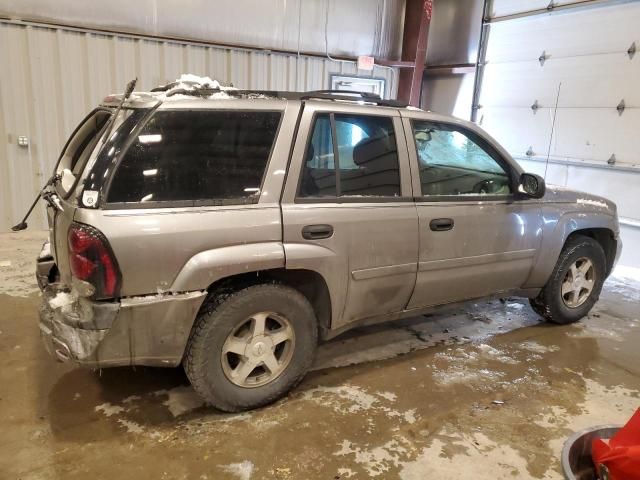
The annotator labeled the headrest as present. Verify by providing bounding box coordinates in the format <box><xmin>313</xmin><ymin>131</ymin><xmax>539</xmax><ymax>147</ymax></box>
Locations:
<box><xmin>352</xmin><ymin>136</ymin><xmax>393</xmax><ymax>167</ymax></box>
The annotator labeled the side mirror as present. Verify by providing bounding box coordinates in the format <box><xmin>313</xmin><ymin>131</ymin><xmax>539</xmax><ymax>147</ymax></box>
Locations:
<box><xmin>519</xmin><ymin>173</ymin><xmax>545</xmax><ymax>199</ymax></box>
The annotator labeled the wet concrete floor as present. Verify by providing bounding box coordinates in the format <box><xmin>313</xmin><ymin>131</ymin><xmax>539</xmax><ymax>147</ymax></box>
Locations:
<box><xmin>1</xmin><ymin>232</ymin><xmax>639</xmax><ymax>479</ymax></box>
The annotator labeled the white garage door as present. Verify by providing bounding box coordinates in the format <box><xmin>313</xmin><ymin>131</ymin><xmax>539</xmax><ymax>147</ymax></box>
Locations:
<box><xmin>478</xmin><ymin>0</ymin><xmax>640</xmax><ymax>267</ymax></box>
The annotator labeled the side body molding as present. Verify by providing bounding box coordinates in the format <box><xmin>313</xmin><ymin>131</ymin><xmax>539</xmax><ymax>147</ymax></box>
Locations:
<box><xmin>170</xmin><ymin>242</ymin><xmax>286</xmax><ymax>292</ymax></box>
<box><xmin>524</xmin><ymin>207</ymin><xmax>619</xmax><ymax>288</ymax></box>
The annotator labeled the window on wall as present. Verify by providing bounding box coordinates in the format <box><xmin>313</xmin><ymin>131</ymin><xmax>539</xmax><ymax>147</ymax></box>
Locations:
<box><xmin>412</xmin><ymin>120</ymin><xmax>512</xmax><ymax>197</ymax></box>
<box><xmin>298</xmin><ymin>113</ymin><xmax>401</xmax><ymax>199</ymax></box>
<box><xmin>107</xmin><ymin>110</ymin><xmax>281</xmax><ymax>205</ymax></box>
<box><xmin>330</xmin><ymin>75</ymin><xmax>386</xmax><ymax>98</ymax></box>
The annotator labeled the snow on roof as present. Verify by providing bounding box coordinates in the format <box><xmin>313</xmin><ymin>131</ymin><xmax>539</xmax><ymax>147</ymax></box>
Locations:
<box><xmin>105</xmin><ymin>74</ymin><xmax>240</xmax><ymax>105</ymax></box>
<box><xmin>156</xmin><ymin>73</ymin><xmax>238</xmax><ymax>100</ymax></box>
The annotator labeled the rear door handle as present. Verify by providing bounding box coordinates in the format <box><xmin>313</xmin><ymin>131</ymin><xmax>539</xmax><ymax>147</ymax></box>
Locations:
<box><xmin>302</xmin><ymin>224</ymin><xmax>334</xmax><ymax>240</ymax></box>
<box><xmin>429</xmin><ymin>218</ymin><xmax>454</xmax><ymax>232</ymax></box>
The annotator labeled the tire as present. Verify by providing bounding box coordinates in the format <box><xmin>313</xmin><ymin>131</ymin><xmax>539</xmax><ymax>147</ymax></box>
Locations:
<box><xmin>530</xmin><ymin>235</ymin><xmax>606</xmax><ymax>325</ymax></box>
<box><xmin>183</xmin><ymin>283</ymin><xmax>318</xmax><ymax>412</ymax></box>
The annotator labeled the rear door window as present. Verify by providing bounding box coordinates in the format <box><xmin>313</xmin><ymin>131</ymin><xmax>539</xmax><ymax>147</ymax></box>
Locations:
<box><xmin>298</xmin><ymin>113</ymin><xmax>401</xmax><ymax>199</ymax></box>
<box><xmin>107</xmin><ymin>110</ymin><xmax>281</xmax><ymax>205</ymax></box>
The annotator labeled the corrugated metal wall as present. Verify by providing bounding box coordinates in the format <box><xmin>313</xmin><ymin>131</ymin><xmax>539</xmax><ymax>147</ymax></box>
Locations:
<box><xmin>478</xmin><ymin>0</ymin><xmax>640</xmax><ymax>267</ymax></box>
<box><xmin>0</xmin><ymin>20</ymin><xmax>398</xmax><ymax>231</ymax></box>
<box><xmin>0</xmin><ymin>0</ymin><xmax>404</xmax><ymax>59</ymax></box>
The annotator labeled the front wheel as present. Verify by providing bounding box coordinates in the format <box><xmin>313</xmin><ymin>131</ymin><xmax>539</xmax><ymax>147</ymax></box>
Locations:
<box><xmin>530</xmin><ymin>235</ymin><xmax>606</xmax><ymax>325</ymax></box>
<box><xmin>183</xmin><ymin>283</ymin><xmax>318</xmax><ymax>412</ymax></box>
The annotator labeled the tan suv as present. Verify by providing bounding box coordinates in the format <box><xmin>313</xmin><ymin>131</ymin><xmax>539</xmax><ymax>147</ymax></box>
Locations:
<box><xmin>31</xmin><ymin>80</ymin><xmax>621</xmax><ymax>411</ymax></box>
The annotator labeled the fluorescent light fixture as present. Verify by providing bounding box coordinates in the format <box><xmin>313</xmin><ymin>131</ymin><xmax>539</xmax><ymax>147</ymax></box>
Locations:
<box><xmin>138</xmin><ymin>134</ymin><xmax>162</xmax><ymax>144</ymax></box>
<box><xmin>143</xmin><ymin>169</ymin><xmax>158</xmax><ymax>176</ymax></box>
<box><xmin>244</xmin><ymin>188</ymin><xmax>260</xmax><ymax>194</ymax></box>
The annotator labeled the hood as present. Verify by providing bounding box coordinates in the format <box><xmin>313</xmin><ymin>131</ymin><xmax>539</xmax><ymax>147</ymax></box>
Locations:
<box><xmin>543</xmin><ymin>185</ymin><xmax>617</xmax><ymax>215</ymax></box>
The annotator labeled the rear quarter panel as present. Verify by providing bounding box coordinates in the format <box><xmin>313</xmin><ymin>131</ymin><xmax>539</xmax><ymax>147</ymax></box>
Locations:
<box><xmin>72</xmin><ymin>100</ymin><xmax>301</xmax><ymax>296</ymax></box>
<box><xmin>75</xmin><ymin>205</ymin><xmax>284</xmax><ymax>296</ymax></box>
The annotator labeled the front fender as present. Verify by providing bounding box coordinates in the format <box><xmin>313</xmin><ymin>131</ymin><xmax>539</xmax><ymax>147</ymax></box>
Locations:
<box><xmin>524</xmin><ymin>208</ymin><xmax>619</xmax><ymax>288</ymax></box>
<box><xmin>169</xmin><ymin>242</ymin><xmax>285</xmax><ymax>292</ymax></box>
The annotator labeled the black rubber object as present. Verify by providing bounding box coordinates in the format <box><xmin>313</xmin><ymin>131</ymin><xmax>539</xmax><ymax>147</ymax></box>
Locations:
<box><xmin>530</xmin><ymin>235</ymin><xmax>606</xmax><ymax>325</ymax></box>
<box><xmin>183</xmin><ymin>283</ymin><xmax>318</xmax><ymax>412</ymax></box>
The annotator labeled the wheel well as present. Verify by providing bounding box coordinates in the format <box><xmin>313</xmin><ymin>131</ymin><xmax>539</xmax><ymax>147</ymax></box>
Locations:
<box><xmin>206</xmin><ymin>269</ymin><xmax>332</xmax><ymax>336</ymax></box>
<box><xmin>566</xmin><ymin>228</ymin><xmax>617</xmax><ymax>275</ymax></box>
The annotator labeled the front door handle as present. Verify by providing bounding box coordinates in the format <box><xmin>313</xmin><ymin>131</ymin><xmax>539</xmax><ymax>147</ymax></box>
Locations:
<box><xmin>302</xmin><ymin>224</ymin><xmax>334</xmax><ymax>240</ymax></box>
<box><xmin>429</xmin><ymin>218</ymin><xmax>454</xmax><ymax>232</ymax></box>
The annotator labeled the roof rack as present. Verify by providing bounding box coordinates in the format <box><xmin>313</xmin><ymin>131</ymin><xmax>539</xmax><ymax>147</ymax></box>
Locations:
<box><xmin>152</xmin><ymin>83</ymin><xmax>407</xmax><ymax>108</ymax></box>
<box><xmin>298</xmin><ymin>90</ymin><xmax>407</xmax><ymax>108</ymax></box>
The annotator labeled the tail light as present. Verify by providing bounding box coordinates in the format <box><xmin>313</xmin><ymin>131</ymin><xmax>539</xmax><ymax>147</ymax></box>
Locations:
<box><xmin>68</xmin><ymin>223</ymin><xmax>121</xmax><ymax>298</ymax></box>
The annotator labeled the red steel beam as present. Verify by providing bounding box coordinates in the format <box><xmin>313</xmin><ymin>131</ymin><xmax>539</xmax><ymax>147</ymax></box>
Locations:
<box><xmin>397</xmin><ymin>0</ymin><xmax>433</xmax><ymax>106</ymax></box>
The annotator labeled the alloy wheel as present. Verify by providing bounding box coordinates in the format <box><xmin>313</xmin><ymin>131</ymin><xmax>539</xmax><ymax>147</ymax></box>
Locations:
<box><xmin>221</xmin><ymin>312</ymin><xmax>295</xmax><ymax>388</ymax></box>
<box><xmin>561</xmin><ymin>257</ymin><xmax>596</xmax><ymax>308</ymax></box>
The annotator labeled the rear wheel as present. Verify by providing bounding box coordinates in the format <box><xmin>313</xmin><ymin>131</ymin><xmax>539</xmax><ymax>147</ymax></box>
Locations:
<box><xmin>183</xmin><ymin>283</ymin><xmax>317</xmax><ymax>412</ymax></box>
<box><xmin>530</xmin><ymin>236</ymin><xmax>606</xmax><ymax>325</ymax></box>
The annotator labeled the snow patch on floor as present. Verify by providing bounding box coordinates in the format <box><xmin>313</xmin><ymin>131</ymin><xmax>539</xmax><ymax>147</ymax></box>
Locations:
<box><xmin>398</xmin><ymin>432</ymin><xmax>532</xmax><ymax>480</ymax></box>
<box><xmin>117</xmin><ymin>419</ymin><xmax>144</xmax><ymax>434</ymax></box>
<box><xmin>476</xmin><ymin>343</ymin><xmax>520</xmax><ymax>364</ymax></box>
<box><xmin>301</xmin><ymin>385</ymin><xmax>418</xmax><ymax>424</ymax></box>
<box><xmin>519</xmin><ymin>341</ymin><xmax>559</xmax><ymax>354</ymax></box>
<box><xmin>376</xmin><ymin>391</ymin><xmax>397</xmax><ymax>402</ymax></box>
<box><xmin>337</xmin><ymin>467</ymin><xmax>356</xmax><ymax>478</ymax></box>
<box><xmin>432</xmin><ymin>348</ymin><xmax>507</xmax><ymax>386</ymax></box>
<box><xmin>220</xmin><ymin>460</ymin><xmax>254</xmax><ymax>480</ymax></box>
<box><xmin>95</xmin><ymin>403</ymin><xmax>125</xmax><ymax>417</ymax></box>
<box><xmin>335</xmin><ymin>437</ymin><xmax>415</xmax><ymax>478</ymax></box>
<box><xmin>302</xmin><ymin>385</ymin><xmax>378</xmax><ymax>413</ymax></box>
<box><xmin>403</xmin><ymin>409</ymin><xmax>417</xmax><ymax>424</ymax></box>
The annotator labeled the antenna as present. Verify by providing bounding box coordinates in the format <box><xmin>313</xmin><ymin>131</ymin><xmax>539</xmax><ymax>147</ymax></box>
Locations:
<box><xmin>544</xmin><ymin>82</ymin><xmax>562</xmax><ymax>180</ymax></box>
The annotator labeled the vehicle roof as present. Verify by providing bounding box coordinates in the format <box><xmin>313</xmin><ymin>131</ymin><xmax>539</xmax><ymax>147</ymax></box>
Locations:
<box><xmin>100</xmin><ymin>86</ymin><xmax>409</xmax><ymax>111</ymax></box>
<box><xmin>99</xmin><ymin>87</ymin><xmax>484</xmax><ymax>136</ymax></box>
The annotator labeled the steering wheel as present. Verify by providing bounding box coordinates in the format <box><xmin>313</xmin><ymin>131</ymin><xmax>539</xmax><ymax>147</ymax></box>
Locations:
<box><xmin>472</xmin><ymin>178</ymin><xmax>506</xmax><ymax>195</ymax></box>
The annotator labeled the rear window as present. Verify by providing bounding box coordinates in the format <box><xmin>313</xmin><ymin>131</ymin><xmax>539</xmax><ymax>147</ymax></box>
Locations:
<box><xmin>106</xmin><ymin>110</ymin><xmax>281</xmax><ymax>205</ymax></box>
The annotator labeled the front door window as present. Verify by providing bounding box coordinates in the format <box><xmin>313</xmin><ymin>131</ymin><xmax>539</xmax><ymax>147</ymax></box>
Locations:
<box><xmin>412</xmin><ymin>121</ymin><xmax>512</xmax><ymax>197</ymax></box>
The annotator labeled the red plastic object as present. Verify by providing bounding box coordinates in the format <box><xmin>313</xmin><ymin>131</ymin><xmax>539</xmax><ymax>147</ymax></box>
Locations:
<box><xmin>592</xmin><ymin>408</ymin><xmax>640</xmax><ymax>479</ymax></box>
<box><xmin>68</xmin><ymin>223</ymin><xmax>120</xmax><ymax>298</ymax></box>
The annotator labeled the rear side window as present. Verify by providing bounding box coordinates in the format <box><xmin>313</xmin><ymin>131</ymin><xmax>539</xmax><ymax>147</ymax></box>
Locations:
<box><xmin>298</xmin><ymin>113</ymin><xmax>401</xmax><ymax>199</ymax></box>
<box><xmin>107</xmin><ymin>110</ymin><xmax>281</xmax><ymax>205</ymax></box>
<box><xmin>55</xmin><ymin>109</ymin><xmax>112</xmax><ymax>197</ymax></box>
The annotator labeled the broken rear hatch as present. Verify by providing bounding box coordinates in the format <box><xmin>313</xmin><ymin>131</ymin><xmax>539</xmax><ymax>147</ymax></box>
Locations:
<box><xmin>41</xmin><ymin>106</ymin><xmax>145</xmax><ymax>292</ymax></box>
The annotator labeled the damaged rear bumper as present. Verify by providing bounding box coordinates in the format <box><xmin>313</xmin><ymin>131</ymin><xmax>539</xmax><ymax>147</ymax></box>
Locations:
<box><xmin>39</xmin><ymin>285</ymin><xmax>206</xmax><ymax>368</ymax></box>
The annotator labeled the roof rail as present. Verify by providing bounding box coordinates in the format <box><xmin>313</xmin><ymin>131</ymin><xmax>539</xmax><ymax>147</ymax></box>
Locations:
<box><xmin>153</xmin><ymin>83</ymin><xmax>407</xmax><ymax>108</ymax></box>
<box><xmin>298</xmin><ymin>90</ymin><xmax>407</xmax><ymax>108</ymax></box>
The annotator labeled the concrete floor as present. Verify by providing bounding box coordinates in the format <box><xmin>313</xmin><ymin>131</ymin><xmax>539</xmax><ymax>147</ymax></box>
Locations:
<box><xmin>1</xmin><ymin>231</ymin><xmax>639</xmax><ymax>480</ymax></box>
